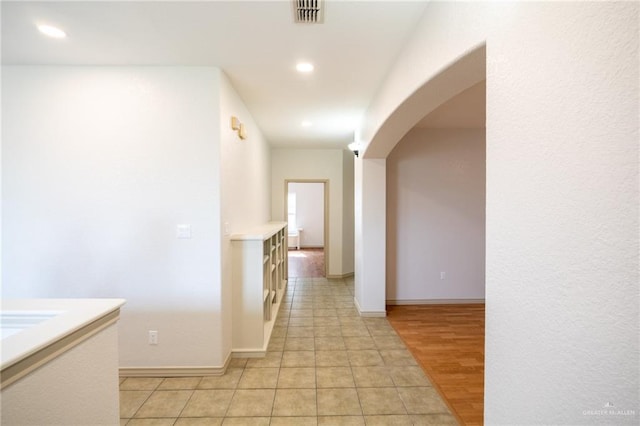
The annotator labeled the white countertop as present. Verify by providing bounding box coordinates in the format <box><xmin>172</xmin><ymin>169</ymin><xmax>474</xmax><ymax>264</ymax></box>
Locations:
<box><xmin>231</xmin><ymin>222</ymin><xmax>288</xmax><ymax>241</ymax></box>
<box><xmin>1</xmin><ymin>298</ymin><xmax>126</xmax><ymax>371</ymax></box>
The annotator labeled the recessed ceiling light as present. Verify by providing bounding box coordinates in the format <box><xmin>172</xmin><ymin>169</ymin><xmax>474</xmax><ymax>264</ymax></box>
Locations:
<box><xmin>301</xmin><ymin>120</ymin><xmax>313</xmax><ymax>127</ymax></box>
<box><xmin>296</xmin><ymin>62</ymin><xmax>314</xmax><ymax>73</ymax></box>
<box><xmin>37</xmin><ymin>24</ymin><xmax>66</xmax><ymax>39</ymax></box>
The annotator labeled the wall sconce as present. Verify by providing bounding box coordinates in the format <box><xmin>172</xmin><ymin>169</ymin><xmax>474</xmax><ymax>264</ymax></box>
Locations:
<box><xmin>348</xmin><ymin>141</ymin><xmax>361</xmax><ymax>158</ymax></box>
<box><xmin>230</xmin><ymin>116</ymin><xmax>240</xmax><ymax>131</ymax></box>
<box><xmin>230</xmin><ymin>116</ymin><xmax>247</xmax><ymax>140</ymax></box>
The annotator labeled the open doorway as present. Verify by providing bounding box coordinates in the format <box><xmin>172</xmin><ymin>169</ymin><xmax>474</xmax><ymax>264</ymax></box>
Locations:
<box><xmin>285</xmin><ymin>180</ymin><xmax>329</xmax><ymax>278</ymax></box>
<box><xmin>385</xmin><ymin>79</ymin><xmax>486</xmax><ymax>425</ymax></box>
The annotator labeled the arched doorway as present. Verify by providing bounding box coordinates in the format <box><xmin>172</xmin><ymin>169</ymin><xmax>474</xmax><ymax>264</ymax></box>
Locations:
<box><xmin>354</xmin><ymin>44</ymin><xmax>486</xmax><ymax>315</ymax></box>
<box><xmin>353</xmin><ymin>45</ymin><xmax>487</xmax><ymax>424</ymax></box>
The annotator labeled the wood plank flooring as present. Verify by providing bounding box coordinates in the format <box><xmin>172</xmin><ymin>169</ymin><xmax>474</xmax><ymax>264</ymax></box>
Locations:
<box><xmin>386</xmin><ymin>304</ymin><xmax>485</xmax><ymax>426</ymax></box>
<box><xmin>288</xmin><ymin>248</ymin><xmax>325</xmax><ymax>277</ymax></box>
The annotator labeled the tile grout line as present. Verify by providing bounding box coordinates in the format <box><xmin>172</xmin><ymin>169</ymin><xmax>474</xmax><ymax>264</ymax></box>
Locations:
<box><xmin>170</xmin><ymin>377</ymin><xmax>199</xmax><ymax>423</ymax></box>
<box><xmin>125</xmin><ymin>379</ymin><xmax>161</xmax><ymax>421</ymax></box>
<box><xmin>121</xmin><ymin>275</ymin><xmax>454</xmax><ymax>425</ymax></box>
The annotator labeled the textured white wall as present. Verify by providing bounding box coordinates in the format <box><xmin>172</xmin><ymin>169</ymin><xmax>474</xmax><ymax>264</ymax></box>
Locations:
<box><xmin>289</xmin><ymin>182</ymin><xmax>324</xmax><ymax>247</ymax></box>
<box><xmin>387</xmin><ymin>128</ymin><xmax>485</xmax><ymax>302</ymax></box>
<box><xmin>1</xmin><ymin>66</ymin><xmax>249</xmax><ymax>369</ymax></box>
<box><xmin>485</xmin><ymin>3</ymin><xmax>639</xmax><ymax>422</ymax></box>
<box><xmin>271</xmin><ymin>149</ymin><xmax>352</xmax><ymax>277</ymax></box>
<box><xmin>358</xmin><ymin>1</ymin><xmax>639</xmax><ymax>424</ymax></box>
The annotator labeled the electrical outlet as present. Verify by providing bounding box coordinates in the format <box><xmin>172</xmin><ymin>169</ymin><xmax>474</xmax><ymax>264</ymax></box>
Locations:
<box><xmin>148</xmin><ymin>330</ymin><xmax>158</xmax><ymax>345</ymax></box>
<box><xmin>440</xmin><ymin>271</ymin><xmax>446</xmax><ymax>280</ymax></box>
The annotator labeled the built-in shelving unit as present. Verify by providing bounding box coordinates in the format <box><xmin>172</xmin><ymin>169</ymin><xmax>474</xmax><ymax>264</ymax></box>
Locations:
<box><xmin>231</xmin><ymin>222</ymin><xmax>288</xmax><ymax>355</ymax></box>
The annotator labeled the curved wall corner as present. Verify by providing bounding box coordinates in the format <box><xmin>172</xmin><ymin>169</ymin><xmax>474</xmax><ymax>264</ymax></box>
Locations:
<box><xmin>355</xmin><ymin>2</ymin><xmax>638</xmax><ymax>424</ymax></box>
<box><xmin>364</xmin><ymin>44</ymin><xmax>486</xmax><ymax>159</ymax></box>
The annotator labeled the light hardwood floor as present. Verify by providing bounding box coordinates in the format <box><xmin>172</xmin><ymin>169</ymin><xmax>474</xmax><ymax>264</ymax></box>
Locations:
<box><xmin>386</xmin><ymin>304</ymin><xmax>485</xmax><ymax>426</ymax></box>
<box><xmin>288</xmin><ymin>248</ymin><xmax>325</xmax><ymax>278</ymax></box>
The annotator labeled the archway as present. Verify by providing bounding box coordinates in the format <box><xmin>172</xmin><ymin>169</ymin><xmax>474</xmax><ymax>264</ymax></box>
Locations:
<box><xmin>354</xmin><ymin>44</ymin><xmax>487</xmax><ymax>316</ymax></box>
<box><xmin>364</xmin><ymin>44</ymin><xmax>486</xmax><ymax>159</ymax></box>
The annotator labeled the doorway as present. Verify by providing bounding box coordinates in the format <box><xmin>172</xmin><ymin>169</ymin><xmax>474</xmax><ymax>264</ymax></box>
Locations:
<box><xmin>384</xmin><ymin>80</ymin><xmax>486</xmax><ymax>425</ymax></box>
<box><xmin>285</xmin><ymin>180</ymin><xmax>329</xmax><ymax>278</ymax></box>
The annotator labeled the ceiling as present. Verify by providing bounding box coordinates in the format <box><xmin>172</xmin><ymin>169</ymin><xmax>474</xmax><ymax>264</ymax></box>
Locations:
<box><xmin>1</xmin><ymin>0</ymin><xmax>429</xmax><ymax>149</ymax></box>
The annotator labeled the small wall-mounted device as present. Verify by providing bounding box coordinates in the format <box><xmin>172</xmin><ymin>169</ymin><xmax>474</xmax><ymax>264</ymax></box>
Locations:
<box><xmin>238</xmin><ymin>123</ymin><xmax>247</xmax><ymax>140</ymax></box>
<box><xmin>348</xmin><ymin>141</ymin><xmax>361</xmax><ymax>158</ymax></box>
<box><xmin>231</xmin><ymin>116</ymin><xmax>247</xmax><ymax>140</ymax></box>
<box><xmin>230</xmin><ymin>116</ymin><xmax>241</xmax><ymax>131</ymax></box>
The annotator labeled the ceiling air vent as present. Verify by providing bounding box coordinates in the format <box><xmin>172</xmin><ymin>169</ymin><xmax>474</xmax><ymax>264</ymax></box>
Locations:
<box><xmin>293</xmin><ymin>0</ymin><xmax>323</xmax><ymax>24</ymax></box>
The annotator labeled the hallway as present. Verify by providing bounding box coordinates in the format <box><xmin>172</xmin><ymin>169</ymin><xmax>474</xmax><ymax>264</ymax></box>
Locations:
<box><xmin>119</xmin><ymin>277</ymin><xmax>457</xmax><ymax>425</ymax></box>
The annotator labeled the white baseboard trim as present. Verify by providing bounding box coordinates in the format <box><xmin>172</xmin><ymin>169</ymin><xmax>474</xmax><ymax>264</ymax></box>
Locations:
<box><xmin>386</xmin><ymin>299</ymin><xmax>485</xmax><ymax>305</ymax></box>
<box><xmin>231</xmin><ymin>349</ymin><xmax>266</xmax><ymax>358</ymax></box>
<box><xmin>327</xmin><ymin>272</ymin><xmax>354</xmax><ymax>279</ymax></box>
<box><xmin>120</xmin><ymin>352</ymin><xmax>231</xmax><ymax>377</ymax></box>
<box><xmin>354</xmin><ymin>296</ymin><xmax>387</xmax><ymax>317</ymax></box>
<box><xmin>120</xmin><ymin>366</ymin><xmax>224</xmax><ymax>377</ymax></box>
<box><xmin>359</xmin><ymin>311</ymin><xmax>387</xmax><ymax>317</ymax></box>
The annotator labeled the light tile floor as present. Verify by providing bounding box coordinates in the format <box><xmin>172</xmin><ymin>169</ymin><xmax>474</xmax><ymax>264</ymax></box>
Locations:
<box><xmin>120</xmin><ymin>277</ymin><xmax>458</xmax><ymax>425</ymax></box>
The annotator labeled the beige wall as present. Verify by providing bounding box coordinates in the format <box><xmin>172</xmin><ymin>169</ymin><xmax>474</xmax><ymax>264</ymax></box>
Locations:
<box><xmin>387</xmin><ymin>128</ymin><xmax>485</xmax><ymax>302</ymax></box>
<box><xmin>271</xmin><ymin>148</ymin><xmax>354</xmax><ymax>277</ymax></box>
<box><xmin>342</xmin><ymin>150</ymin><xmax>355</xmax><ymax>274</ymax></box>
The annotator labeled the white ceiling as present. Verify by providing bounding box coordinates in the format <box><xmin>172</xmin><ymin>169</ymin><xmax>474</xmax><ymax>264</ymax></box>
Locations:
<box><xmin>1</xmin><ymin>0</ymin><xmax>429</xmax><ymax>149</ymax></box>
<box><xmin>416</xmin><ymin>80</ymin><xmax>486</xmax><ymax>129</ymax></box>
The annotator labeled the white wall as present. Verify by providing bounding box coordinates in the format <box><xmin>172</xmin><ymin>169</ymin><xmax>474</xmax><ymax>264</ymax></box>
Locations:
<box><xmin>354</xmin><ymin>158</ymin><xmax>386</xmax><ymax>316</ymax></box>
<box><xmin>271</xmin><ymin>148</ymin><xmax>354</xmax><ymax>277</ymax></box>
<box><xmin>288</xmin><ymin>182</ymin><xmax>324</xmax><ymax>247</ymax></box>
<box><xmin>219</xmin><ymin>71</ymin><xmax>272</xmax><ymax>363</ymax></box>
<box><xmin>357</xmin><ymin>1</ymin><xmax>639</xmax><ymax>424</ymax></box>
<box><xmin>387</xmin><ymin>128</ymin><xmax>485</xmax><ymax>302</ymax></box>
<box><xmin>342</xmin><ymin>150</ymin><xmax>355</xmax><ymax>274</ymax></box>
<box><xmin>2</xmin><ymin>66</ymin><xmax>271</xmax><ymax>370</ymax></box>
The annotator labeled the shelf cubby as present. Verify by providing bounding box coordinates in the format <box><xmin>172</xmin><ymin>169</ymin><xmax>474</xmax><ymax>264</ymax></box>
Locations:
<box><xmin>231</xmin><ymin>222</ymin><xmax>288</xmax><ymax>356</ymax></box>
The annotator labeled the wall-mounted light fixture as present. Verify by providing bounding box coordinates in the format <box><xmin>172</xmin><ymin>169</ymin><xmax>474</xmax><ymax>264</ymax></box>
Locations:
<box><xmin>230</xmin><ymin>116</ymin><xmax>240</xmax><ymax>131</ymax></box>
<box><xmin>230</xmin><ymin>116</ymin><xmax>247</xmax><ymax>140</ymax></box>
<box><xmin>348</xmin><ymin>141</ymin><xmax>361</xmax><ymax>158</ymax></box>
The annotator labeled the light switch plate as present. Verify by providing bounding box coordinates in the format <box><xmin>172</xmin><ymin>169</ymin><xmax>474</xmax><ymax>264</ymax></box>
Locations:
<box><xmin>177</xmin><ymin>224</ymin><xmax>192</xmax><ymax>239</ymax></box>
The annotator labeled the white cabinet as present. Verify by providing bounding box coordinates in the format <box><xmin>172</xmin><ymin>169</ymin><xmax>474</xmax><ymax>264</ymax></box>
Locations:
<box><xmin>231</xmin><ymin>222</ymin><xmax>288</xmax><ymax>355</ymax></box>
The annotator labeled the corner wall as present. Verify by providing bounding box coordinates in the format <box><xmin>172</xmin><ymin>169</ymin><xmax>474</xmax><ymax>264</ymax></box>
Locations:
<box><xmin>357</xmin><ymin>1</ymin><xmax>639</xmax><ymax>423</ymax></box>
<box><xmin>219</xmin><ymin>71</ymin><xmax>272</xmax><ymax>362</ymax></box>
<box><xmin>342</xmin><ymin>150</ymin><xmax>355</xmax><ymax>274</ymax></box>
<box><xmin>354</xmin><ymin>157</ymin><xmax>386</xmax><ymax>316</ymax></box>
<box><xmin>2</xmin><ymin>66</ymin><xmax>271</xmax><ymax>370</ymax></box>
<box><xmin>387</xmin><ymin>128</ymin><xmax>485</xmax><ymax>302</ymax></box>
